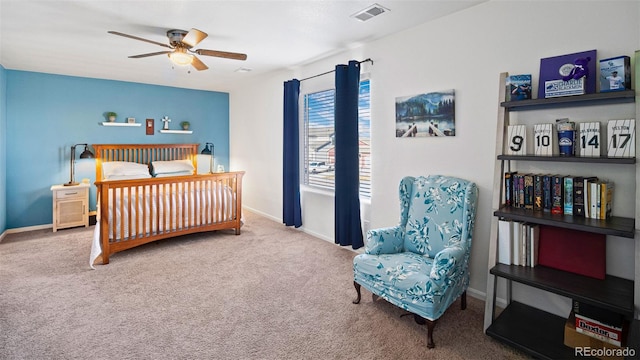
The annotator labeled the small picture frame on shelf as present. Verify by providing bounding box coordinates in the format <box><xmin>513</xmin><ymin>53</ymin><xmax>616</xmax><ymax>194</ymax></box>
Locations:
<box><xmin>506</xmin><ymin>74</ymin><xmax>532</xmax><ymax>101</ymax></box>
<box><xmin>533</xmin><ymin>123</ymin><xmax>554</xmax><ymax>156</ymax></box>
<box><xmin>506</xmin><ymin>125</ymin><xmax>526</xmax><ymax>155</ymax></box>
<box><xmin>607</xmin><ymin>119</ymin><xmax>635</xmax><ymax>158</ymax></box>
<box><xmin>599</xmin><ymin>56</ymin><xmax>631</xmax><ymax>92</ymax></box>
<box><xmin>127</xmin><ymin>117</ymin><xmax>136</xmax><ymax>124</ymax></box>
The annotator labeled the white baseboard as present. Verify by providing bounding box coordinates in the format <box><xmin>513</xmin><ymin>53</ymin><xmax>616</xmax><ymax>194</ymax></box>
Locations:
<box><xmin>466</xmin><ymin>286</ymin><xmax>507</xmax><ymax>309</ymax></box>
<box><xmin>0</xmin><ymin>224</ymin><xmax>53</xmax><ymax>243</ymax></box>
<box><xmin>4</xmin><ymin>224</ymin><xmax>53</xmax><ymax>234</ymax></box>
<box><xmin>242</xmin><ymin>205</ymin><xmax>280</xmax><ymax>223</ymax></box>
<box><xmin>242</xmin><ymin>205</ymin><xmax>336</xmax><ymax>243</ymax></box>
<box><xmin>242</xmin><ymin>206</ymin><xmax>502</xmax><ymax>303</ymax></box>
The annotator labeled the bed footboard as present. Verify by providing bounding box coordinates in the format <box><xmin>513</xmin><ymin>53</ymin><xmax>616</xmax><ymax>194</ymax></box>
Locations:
<box><xmin>95</xmin><ymin>172</ymin><xmax>244</xmax><ymax>264</ymax></box>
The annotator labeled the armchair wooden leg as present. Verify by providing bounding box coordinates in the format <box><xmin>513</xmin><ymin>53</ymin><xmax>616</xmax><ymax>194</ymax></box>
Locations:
<box><xmin>425</xmin><ymin>319</ymin><xmax>436</xmax><ymax>349</ymax></box>
<box><xmin>413</xmin><ymin>315</ymin><xmax>436</xmax><ymax>349</ymax></box>
<box><xmin>353</xmin><ymin>281</ymin><xmax>361</xmax><ymax>304</ymax></box>
<box><xmin>461</xmin><ymin>290</ymin><xmax>467</xmax><ymax>310</ymax></box>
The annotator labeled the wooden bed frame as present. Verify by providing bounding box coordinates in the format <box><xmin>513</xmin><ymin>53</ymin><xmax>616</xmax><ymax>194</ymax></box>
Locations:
<box><xmin>92</xmin><ymin>144</ymin><xmax>244</xmax><ymax>265</ymax></box>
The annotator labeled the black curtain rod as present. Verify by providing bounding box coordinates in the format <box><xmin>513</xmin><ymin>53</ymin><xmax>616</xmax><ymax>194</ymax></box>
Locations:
<box><xmin>299</xmin><ymin>58</ymin><xmax>374</xmax><ymax>82</ymax></box>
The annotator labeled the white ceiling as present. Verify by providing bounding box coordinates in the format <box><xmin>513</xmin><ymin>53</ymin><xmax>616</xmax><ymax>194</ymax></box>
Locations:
<box><xmin>0</xmin><ymin>0</ymin><xmax>485</xmax><ymax>92</ymax></box>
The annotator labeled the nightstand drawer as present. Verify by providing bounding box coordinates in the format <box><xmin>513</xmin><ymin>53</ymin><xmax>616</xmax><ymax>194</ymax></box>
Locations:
<box><xmin>55</xmin><ymin>188</ymin><xmax>87</xmax><ymax>200</ymax></box>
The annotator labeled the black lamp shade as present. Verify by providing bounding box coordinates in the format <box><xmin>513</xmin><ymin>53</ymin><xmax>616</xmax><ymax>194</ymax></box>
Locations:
<box><xmin>201</xmin><ymin>142</ymin><xmax>214</xmax><ymax>155</ymax></box>
<box><xmin>80</xmin><ymin>146</ymin><xmax>94</xmax><ymax>159</ymax></box>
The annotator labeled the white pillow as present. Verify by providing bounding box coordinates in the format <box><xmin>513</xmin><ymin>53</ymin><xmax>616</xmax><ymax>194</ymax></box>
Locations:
<box><xmin>154</xmin><ymin>171</ymin><xmax>193</xmax><ymax>178</ymax></box>
<box><xmin>102</xmin><ymin>161</ymin><xmax>150</xmax><ymax>178</ymax></box>
<box><xmin>104</xmin><ymin>174</ymin><xmax>152</xmax><ymax>181</ymax></box>
<box><xmin>151</xmin><ymin>160</ymin><xmax>195</xmax><ymax>175</ymax></box>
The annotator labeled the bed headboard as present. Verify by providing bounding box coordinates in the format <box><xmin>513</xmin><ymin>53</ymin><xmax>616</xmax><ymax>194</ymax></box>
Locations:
<box><xmin>92</xmin><ymin>143</ymin><xmax>199</xmax><ymax>181</ymax></box>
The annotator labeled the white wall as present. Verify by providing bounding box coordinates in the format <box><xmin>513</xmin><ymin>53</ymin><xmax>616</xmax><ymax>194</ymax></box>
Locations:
<box><xmin>229</xmin><ymin>1</ymin><xmax>640</xmax><ymax>314</ymax></box>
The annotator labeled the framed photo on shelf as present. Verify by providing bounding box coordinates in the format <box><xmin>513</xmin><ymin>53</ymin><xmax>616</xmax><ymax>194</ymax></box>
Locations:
<box><xmin>127</xmin><ymin>117</ymin><xmax>136</xmax><ymax>124</ymax></box>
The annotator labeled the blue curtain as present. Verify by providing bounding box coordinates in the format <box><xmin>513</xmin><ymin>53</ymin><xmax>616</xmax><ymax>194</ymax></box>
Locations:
<box><xmin>283</xmin><ymin>79</ymin><xmax>302</xmax><ymax>227</ymax></box>
<box><xmin>334</xmin><ymin>61</ymin><xmax>364</xmax><ymax>249</ymax></box>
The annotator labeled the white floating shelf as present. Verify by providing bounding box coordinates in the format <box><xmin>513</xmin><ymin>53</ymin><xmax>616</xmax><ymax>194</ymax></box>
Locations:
<box><xmin>101</xmin><ymin>122</ymin><xmax>141</xmax><ymax>127</ymax></box>
<box><xmin>159</xmin><ymin>129</ymin><xmax>193</xmax><ymax>134</ymax></box>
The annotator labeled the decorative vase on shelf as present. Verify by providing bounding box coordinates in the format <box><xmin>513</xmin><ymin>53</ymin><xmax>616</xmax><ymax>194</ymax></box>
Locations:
<box><xmin>181</xmin><ymin>121</ymin><xmax>190</xmax><ymax>130</ymax></box>
<box><xmin>106</xmin><ymin>112</ymin><xmax>117</xmax><ymax>122</ymax></box>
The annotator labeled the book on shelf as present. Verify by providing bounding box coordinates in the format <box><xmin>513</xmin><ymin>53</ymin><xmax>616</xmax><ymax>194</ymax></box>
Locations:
<box><xmin>523</xmin><ymin>174</ymin><xmax>534</xmax><ymax>210</ymax></box>
<box><xmin>504</xmin><ymin>171</ymin><xmax>517</xmax><ymax>207</ymax></box>
<box><xmin>511</xmin><ymin>173</ymin><xmax>520</xmax><ymax>208</ymax></box>
<box><xmin>520</xmin><ymin>222</ymin><xmax>528</xmax><ymax>266</ymax></box>
<box><xmin>542</xmin><ymin>174</ymin><xmax>553</xmax><ymax>212</ymax></box>
<box><xmin>506</xmin><ymin>74</ymin><xmax>532</xmax><ymax>101</ymax></box>
<box><xmin>573</xmin><ymin>176</ymin><xmax>585</xmax><ymax>217</ymax></box>
<box><xmin>497</xmin><ymin>219</ymin><xmax>513</xmax><ymax>265</ymax></box>
<box><xmin>528</xmin><ymin>223</ymin><xmax>539</xmax><ymax>267</ymax></box>
<box><xmin>512</xmin><ymin>221</ymin><xmax>521</xmax><ymax>266</ymax></box>
<box><xmin>533</xmin><ymin>174</ymin><xmax>543</xmax><ymax>211</ymax></box>
<box><xmin>537</xmin><ymin>225</ymin><xmax>605</xmax><ymax>279</ymax></box>
<box><xmin>563</xmin><ymin>176</ymin><xmax>574</xmax><ymax>215</ymax></box>
<box><xmin>600</xmin><ymin>181</ymin><xmax>614</xmax><ymax>219</ymax></box>
<box><xmin>583</xmin><ymin>177</ymin><xmax>598</xmax><ymax>218</ymax></box>
<box><xmin>517</xmin><ymin>174</ymin><xmax>525</xmax><ymax>208</ymax></box>
<box><xmin>589</xmin><ymin>181</ymin><xmax>601</xmax><ymax>219</ymax></box>
<box><xmin>551</xmin><ymin>175</ymin><xmax>564</xmax><ymax>214</ymax></box>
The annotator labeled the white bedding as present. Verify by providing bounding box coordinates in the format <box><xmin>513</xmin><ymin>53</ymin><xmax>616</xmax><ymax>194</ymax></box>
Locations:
<box><xmin>90</xmin><ymin>181</ymin><xmax>236</xmax><ymax>268</ymax></box>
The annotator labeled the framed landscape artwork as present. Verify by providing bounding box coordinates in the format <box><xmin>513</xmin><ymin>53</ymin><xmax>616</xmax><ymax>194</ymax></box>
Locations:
<box><xmin>395</xmin><ymin>89</ymin><xmax>455</xmax><ymax>137</ymax></box>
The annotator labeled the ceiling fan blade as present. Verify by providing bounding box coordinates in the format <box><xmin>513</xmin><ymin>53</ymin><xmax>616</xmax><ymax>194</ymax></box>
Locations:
<box><xmin>182</xmin><ymin>28</ymin><xmax>208</xmax><ymax>48</ymax></box>
<box><xmin>191</xmin><ymin>55</ymin><xmax>209</xmax><ymax>71</ymax></box>
<box><xmin>108</xmin><ymin>31</ymin><xmax>172</xmax><ymax>49</ymax></box>
<box><xmin>195</xmin><ymin>49</ymin><xmax>247</xmax><ymax>61</ymax></box>
<box><xmin>129</xmin><ymin>51</ymin><xmax>171</xmax><ymax>59</ymax></box>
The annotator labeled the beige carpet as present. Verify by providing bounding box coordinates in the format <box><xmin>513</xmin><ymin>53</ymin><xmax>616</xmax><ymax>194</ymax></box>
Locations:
<box><xmin>0</xmin><ymin>210</ymin><xmax>528</xmax><ymax>359</ymax></box>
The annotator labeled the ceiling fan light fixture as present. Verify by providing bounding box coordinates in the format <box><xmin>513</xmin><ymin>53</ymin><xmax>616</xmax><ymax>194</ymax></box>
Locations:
<box><xmin>109</xmin><ymin>28</ymin><xmax>247</xmax><ymax>72</ymax></box>
<box><xmin>168</xmin><ymin>49</ymin><xmax>193</xmax><ymax>66</ymax></box>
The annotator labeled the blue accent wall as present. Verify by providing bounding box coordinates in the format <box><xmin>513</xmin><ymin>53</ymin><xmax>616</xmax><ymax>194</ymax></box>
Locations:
<box><xmin>0</xmin><ymin>65</ymin><xmax>6</xmax><ymax>234</ymax></box>
<box><xmin>5</xmin><ymin>70</ymin><xmax>229</xmax><ymax>229</ymax></box>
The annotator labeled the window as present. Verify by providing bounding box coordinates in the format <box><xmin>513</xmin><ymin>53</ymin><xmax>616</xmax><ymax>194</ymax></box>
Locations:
<box><xmin>303</xmin><ymin>79</ymin><xmax>371</xmax><ymax>197</ymax></box>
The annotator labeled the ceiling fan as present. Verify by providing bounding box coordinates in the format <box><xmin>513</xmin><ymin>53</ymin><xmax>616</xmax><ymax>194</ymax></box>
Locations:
<box><xmin>108</xmin><ymin>28</ymin><xmax>247</xmax><ymax>71</ymax></box>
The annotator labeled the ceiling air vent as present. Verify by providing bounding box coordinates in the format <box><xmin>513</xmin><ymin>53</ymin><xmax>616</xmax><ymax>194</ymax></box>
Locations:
<box><xmin>351</xmin><ymin>3</ymin><xmax>389</xmax><ymax>22</ymax></box>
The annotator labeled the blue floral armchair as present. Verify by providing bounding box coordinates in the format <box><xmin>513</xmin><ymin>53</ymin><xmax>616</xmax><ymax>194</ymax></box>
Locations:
<box><xmin>353</xmin><ymin>175</ymin><xmax>478</xmax><ymax>348</ymax></box>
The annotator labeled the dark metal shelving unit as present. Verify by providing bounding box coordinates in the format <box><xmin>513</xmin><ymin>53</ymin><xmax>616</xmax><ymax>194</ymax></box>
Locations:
<box><xmin>484</xmin><ymin>75</ymin><xmax>639</xmax><ymax>359</ymax></box>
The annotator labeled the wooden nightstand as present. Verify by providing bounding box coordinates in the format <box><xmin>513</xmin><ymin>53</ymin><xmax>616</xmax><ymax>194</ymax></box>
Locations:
<box><xmin>51</xmin><ymin>183</ymin><xmax>90</xmax><ymax>232</ymax></box>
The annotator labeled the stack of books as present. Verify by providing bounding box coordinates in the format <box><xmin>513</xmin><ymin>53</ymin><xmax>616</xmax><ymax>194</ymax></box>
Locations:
<box><xmin>504</xmin><ymin>172</ymin><xmax>614</xmax><ymax>219</ymax></box>
<box><xmin>497</xmin><ymin>220</ymin><xmax>539</xmax><ymax>267</ymax></box>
